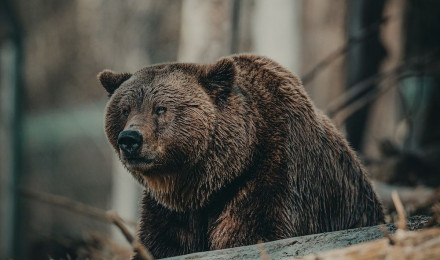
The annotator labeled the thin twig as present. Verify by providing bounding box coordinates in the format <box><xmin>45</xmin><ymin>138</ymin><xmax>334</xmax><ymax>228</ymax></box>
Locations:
<box><xmin>107</xmin><ymin>211</ymin><xmax>154</xmax><ymax>260</ymax></box>
<box><xmin>332</xmin><ymin>76</ymin><xmax>396</xmax><ymax>124</ymax></box>
<box><xmin>257</xmin><ymin>240</ymin><xmax>271</xmax><ymax>260</ymax></box>
<box><xmin>326</xmin><ymin>66</ymin><xmax>402</xmax><ymax>118</ymax></box>
<box><xmin>327</xmin><ymin>50</ymin><xmax>440</xmax><ymax>122</ymax></box>
<box><xmin>21</xmin><ymin>189</ymin><xmax>154</xmax><ymax>260</ymax></box>
<box><xmin>378</xmin><ymin>224</ymin><xmax>395</xmax><ymax>245</ymax></box>
<box><xmin>392</xmin><ymin>191</ymin><xmax>407</xmax><ymax>231</ymax></box>
<box><xmin>426</xmin><ymin>203</ymin><xmax>440</xmax><ymax>227</ymax></box>
<box><xmin>86</xmin><ymin>232</ymin><xmax>134</xmax><ymax>258</ymax></box>
<box><xmin>301</xmin><ymin>16</ymin><xmax>394</xmax><ymax>85</ymax></box>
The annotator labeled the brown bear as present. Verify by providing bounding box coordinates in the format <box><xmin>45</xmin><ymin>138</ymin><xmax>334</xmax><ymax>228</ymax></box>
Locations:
<box><xmin>98</xmin><ymin>54</ymin><xmax>384</xmax><ymax>259</ymax></box>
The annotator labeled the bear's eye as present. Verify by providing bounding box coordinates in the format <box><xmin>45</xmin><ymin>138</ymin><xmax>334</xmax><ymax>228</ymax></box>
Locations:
<box><xmin>122</xmin><ymin>108</ymin><xmax>130</xmax><ymax>117</ymax></box>
<box><xmin>155</xmin><ymin>107</ymin><xmax>167</xmax><ymax>115</ymax></box>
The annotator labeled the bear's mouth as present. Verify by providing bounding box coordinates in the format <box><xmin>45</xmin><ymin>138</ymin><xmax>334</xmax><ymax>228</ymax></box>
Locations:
<box><xmin>123</xmin><ymin>157</ymin><xmax>155</xmax><ymax>169</ymax></box>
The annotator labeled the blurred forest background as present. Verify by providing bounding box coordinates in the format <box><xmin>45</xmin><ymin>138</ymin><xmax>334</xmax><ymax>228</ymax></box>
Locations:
<box><xmin>1</xmin><ymin>0</ymin><xmax>439</xmax><ymax>259</ymax></box>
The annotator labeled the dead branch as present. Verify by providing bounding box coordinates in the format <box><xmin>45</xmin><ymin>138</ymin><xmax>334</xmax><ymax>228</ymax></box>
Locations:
<box><xmin>21</xmin><ymin>189</ymin><xmax>154</xmax><ymax>260</ymax></box>
<box><xmin>379</xmin><ymin>224</ymin><xmax>395</xmax><ymax>245</ymax></box>
<box><xmin>426</xmin><ymin>204</ymin><xmax>440</xmax><ymax>227</ymax></box>
<box><xmin>258</xmin><ymin>240</ymin><xmax>271</xmax><ymax>260</ymax></box>
<box><xmin>415</xmin><ymin>190</ymin><xmax>440</xmax><ymax>215</ymax></box>
<box><xmin>392</xmin><ymin>191</ymin><xmax>408</xmax><ymax>231</ymax></box>
<box><xmin>332</xmin><ymin>76</ymin><xmax>396</xmax><ymax>124</ymax></box>
<box><xmin>85</xmin><ymin>232</ymin><xmax>134</xmax><ymax>260</ymax></box>
<box><xmin>325</xmin><ymin>68</ymin><xmax>396</xmax><ymax>117</ymax></box>
<box><xmin>326</xmin><ymin>50</ymin><xmax>440</xmax><ymax>123</ymax></box>
<box><xmin>107</xmin><ymin>211</ymin><xmax>154</xmax><ymax>260</ymax></box>
<box><xmin>301</xmin><ymin>16</ymin><xmax>394</xmax><ymax>85</ymax></box>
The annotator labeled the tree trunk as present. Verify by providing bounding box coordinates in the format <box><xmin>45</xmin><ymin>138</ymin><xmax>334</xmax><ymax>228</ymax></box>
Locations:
<box><xmin>345</xmin><ymin>0</ymin><xmax>387</xmax><ymax>152</ymax></box>
<box><xmin>178</xmin><ymin>0</ymin><xmax>234</xmax><ymax>63</ymax></box>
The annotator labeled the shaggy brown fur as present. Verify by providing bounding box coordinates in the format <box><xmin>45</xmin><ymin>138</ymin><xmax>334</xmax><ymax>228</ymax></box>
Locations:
<box><xmin>98</xmin><ymin>54</ymin><xmax>384</xmax><ymax>259</ymax></box>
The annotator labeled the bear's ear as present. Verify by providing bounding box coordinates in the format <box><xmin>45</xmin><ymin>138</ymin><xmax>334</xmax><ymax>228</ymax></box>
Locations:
<box><xmin>199</xmin><ymin>58</ymin><xmax>236</xmax><ymax>100</ymax></box>
<box><xmin>97</xmin><ymin>70</ymin><xmax>132</xmax><ymax>95</ymax></box>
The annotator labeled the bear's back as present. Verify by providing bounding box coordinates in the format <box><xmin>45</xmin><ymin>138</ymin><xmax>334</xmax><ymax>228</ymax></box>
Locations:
<box><xmin>230</xmin><ymin>54</ymin><xmax>384</xmax><ymax>233</ymax></box>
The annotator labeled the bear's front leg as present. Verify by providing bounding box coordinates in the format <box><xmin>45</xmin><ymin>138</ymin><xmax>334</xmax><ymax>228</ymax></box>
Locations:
<box><xmin>134</xmin><ymin>192</ymin><xmax>208</xmax><ymax>259</ymax></box>
<box><xmin>208</xmin><ymin>186</ymin><xmax>298</xmax><ymax>250</ymax></box>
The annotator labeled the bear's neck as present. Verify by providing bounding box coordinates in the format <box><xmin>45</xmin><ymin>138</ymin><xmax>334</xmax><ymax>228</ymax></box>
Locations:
<box><xmin>142</xmin><ymin>165</ymin><xmax>243</xmax><ymax>212</ymax></box>
<box><xmin>144</xmin><ymin>113</ymin><xmax>257</xmax><ymax>211</ymax></box>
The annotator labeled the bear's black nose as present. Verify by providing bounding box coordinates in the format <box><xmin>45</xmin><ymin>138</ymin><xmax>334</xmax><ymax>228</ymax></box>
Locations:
<box><xmin>118</xmin><ymin>130</ymin><xmax>143</xmax><ymax>156</ymax></box>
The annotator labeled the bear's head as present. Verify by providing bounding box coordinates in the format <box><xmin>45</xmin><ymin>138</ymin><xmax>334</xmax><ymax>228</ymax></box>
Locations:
<box><xmin>98</xmin><ymin>58</ymin><xmax>255</xmax><ymax>210</ymax></box>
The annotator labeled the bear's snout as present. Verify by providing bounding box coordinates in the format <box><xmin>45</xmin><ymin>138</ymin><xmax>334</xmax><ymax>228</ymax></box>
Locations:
<box><xmin>118</xmin><ymin>130</ymin><xmax>143</xmax><ymax>157</ymax></box>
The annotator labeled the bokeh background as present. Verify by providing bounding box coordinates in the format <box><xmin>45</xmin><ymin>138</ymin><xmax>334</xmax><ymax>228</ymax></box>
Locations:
<box><xmin>1</xmin><ymin>0</ymin><xmax>439</xmax><ymax>259</ymax></box>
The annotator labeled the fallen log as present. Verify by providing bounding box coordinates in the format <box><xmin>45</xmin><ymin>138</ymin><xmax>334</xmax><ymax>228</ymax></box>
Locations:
<box><xmin>291</xmin><ymin>227</ymin><xmax>440</xmax><ymax>260</ymax></box>
<box><xmin>164</xmin><ymin>216</ymin><xmax>430</xmax><ymax>260</ymax></box>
